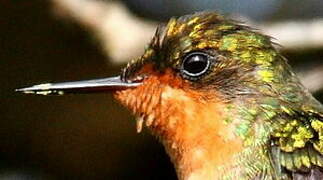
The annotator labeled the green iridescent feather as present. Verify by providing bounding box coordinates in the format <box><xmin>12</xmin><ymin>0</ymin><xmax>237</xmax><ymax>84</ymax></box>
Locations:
<box><xmin>123</xmin><ymin>12</ymin><xmax>323</xmax><ymax>179</ymax></box>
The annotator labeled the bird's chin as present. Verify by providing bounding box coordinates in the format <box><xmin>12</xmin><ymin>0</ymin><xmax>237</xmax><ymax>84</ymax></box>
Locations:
<box><xmin>113</xmin><ymin>77</ymin><xmax>163</xmax><ymax>133</ymax></box>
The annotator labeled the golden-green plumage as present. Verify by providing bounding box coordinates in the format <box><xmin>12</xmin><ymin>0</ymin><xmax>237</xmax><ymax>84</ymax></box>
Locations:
<box><xmin>122</xmin><ymin>12</ymin><xmax>323</xmax><ymax>179</ymax></box>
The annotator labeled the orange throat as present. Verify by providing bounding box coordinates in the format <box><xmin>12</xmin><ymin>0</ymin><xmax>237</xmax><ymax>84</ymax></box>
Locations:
<box><xmin>114</xmin><ymin>75</ymin><xmax>243</xmax><ymax>180</ymax></box>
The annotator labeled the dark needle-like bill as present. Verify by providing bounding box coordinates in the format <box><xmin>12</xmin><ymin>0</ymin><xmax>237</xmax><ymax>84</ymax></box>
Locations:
<box><xmin>15</xmin><ymin>76</ymin><xmax>141</xmax><ymax>95</ymax></box>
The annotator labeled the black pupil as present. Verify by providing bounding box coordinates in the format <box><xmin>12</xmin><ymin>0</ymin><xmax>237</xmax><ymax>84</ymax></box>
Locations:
<box><xmin>183</xmin><ymin>54</ymin><xmax>208</xmax><ymax>75</ymax></box>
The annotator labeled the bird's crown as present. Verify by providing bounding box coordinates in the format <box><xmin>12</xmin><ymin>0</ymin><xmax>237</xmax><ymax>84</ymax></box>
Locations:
<box><xmin>122</xmin><ymin>12</ymin><xmax>291</xmax><ymax>100</ymax></box>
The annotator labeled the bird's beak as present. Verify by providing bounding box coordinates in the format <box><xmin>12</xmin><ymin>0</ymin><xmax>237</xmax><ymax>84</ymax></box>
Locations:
<box><xmin>16</xmin><ymin>76</ymin><xmax>141</xmax><ymax>95</ymax></box>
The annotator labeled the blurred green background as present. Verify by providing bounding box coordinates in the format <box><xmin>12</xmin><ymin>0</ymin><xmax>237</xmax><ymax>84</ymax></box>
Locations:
<box><xmin>1</xmin><ymin>0</ymin><xmax>323</xmax><ymax>179</ymax></box>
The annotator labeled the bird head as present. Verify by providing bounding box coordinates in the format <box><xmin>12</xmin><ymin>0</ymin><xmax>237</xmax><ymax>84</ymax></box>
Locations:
<box><xmin>18</xmin><ymin>12</ymin><xmax>308</xmax><ymax>178</ymax></box>
<box><xmin>114</xmin><ymin>12</ymin><xmax>290</xmax><ymax>133</ymax></box>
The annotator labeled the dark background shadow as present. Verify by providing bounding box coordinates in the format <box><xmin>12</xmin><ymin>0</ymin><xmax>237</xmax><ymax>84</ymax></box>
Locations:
<box><xmin>0</xmin><ymin>1</ymin><xmax>175</xmax><ymax>179</ymax></box>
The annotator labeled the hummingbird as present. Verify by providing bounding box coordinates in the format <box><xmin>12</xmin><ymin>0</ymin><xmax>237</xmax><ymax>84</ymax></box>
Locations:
<box><xmin>17</xmin><ymin>12</ymin><xmax>323</xmax><ymax>180</ymax></box>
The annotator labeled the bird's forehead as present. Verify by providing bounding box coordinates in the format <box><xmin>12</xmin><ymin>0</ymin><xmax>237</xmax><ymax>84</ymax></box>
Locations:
<box><xmin>123</xmin><ymin>12</ymin><xmax>278</xmax><ymax>81</ymax></box>
<box><xmin>123</xmin><ymin>13</ymin><xmax>234</xmax><ymax>76</ymax></box>
<box><xmin>151</xmin><ymin>12</ymin><xmax>234</xmax><ymax>65</ymax></box>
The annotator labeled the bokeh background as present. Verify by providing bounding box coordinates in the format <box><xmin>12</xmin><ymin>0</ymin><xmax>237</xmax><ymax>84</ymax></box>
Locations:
<box><xmin>1</xmin><ymin>0</ymin><xmax>323</xmax><ymax>179</ymax></box>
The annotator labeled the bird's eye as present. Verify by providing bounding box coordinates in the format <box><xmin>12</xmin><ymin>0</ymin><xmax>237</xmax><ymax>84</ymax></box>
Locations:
<box><xmin>181</xmin><ymin>52</ymin><xmax>211</xmax><ymax>79</ymax></box>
